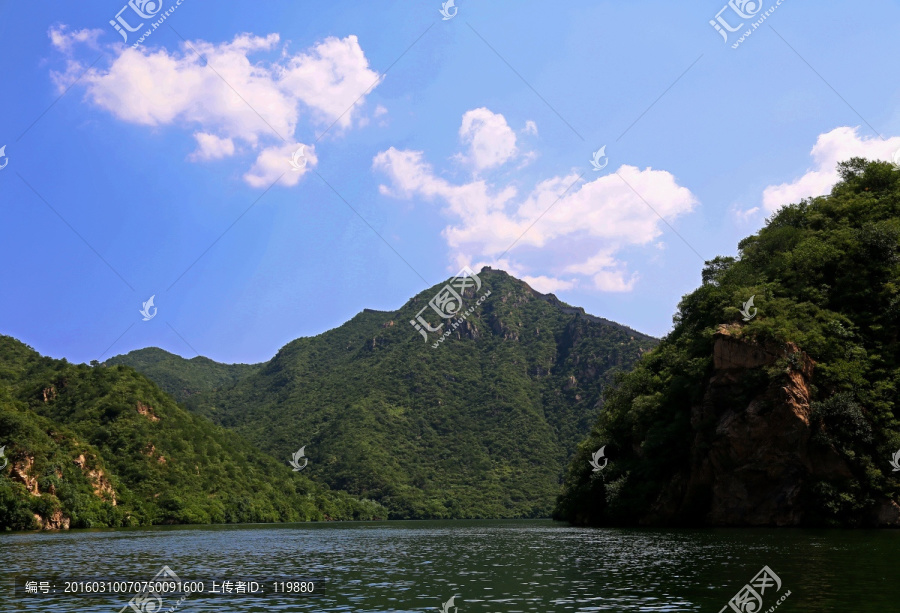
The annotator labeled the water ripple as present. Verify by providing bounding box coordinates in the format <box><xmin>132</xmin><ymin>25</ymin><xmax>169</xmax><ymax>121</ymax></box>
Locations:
<box><xmin>1</xmin><ymin>521</ymin><xmax>898</xmax><ymax>612</ymax></box>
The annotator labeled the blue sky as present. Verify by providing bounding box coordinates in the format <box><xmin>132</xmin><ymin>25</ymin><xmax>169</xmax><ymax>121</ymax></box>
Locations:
<box><xmin>1</xmin><ymin>0</ymin><xmax>899</xmax><ymax>364</ymax></box>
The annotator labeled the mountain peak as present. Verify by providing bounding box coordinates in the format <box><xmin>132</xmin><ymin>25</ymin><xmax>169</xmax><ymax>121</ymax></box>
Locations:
<box><xmin>111</xmin><ymin>273</ymin><xmax>658</xmax><ymax>519</ymax></box>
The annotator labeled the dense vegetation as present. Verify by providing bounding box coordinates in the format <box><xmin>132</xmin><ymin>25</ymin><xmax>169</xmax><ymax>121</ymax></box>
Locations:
<box><xmin>0</xmin><ymin>336</ymin><xmax>384</xmax><ymax>531</ymax></box>
<box><xmin>116</xmin><ymin>269</ymin><xmax>657</xmax><ymax>519</ymax></box>
<box><xmin>555</xmin><ymin>159</ymin><xmax>900</xmax><ymax>526</ymax></box>
<box><xmin>106</xmin><ymin>348</ymin><xmax>260</xmax><ymax>404</ymax></box>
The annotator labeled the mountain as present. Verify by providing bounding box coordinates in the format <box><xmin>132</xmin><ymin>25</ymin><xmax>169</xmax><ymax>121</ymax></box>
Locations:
<box><xmin>106</xmin><ymin>347</ymin><xmax>260</xmax><ymax>404</ymax></box>
<box><xmin>555</xmin><ymin>158</ymin><xmax>900</xmax><ymax>527</ymax></box>
<box><xmin>0</xmin><ymin>336</ymin><xmax>384</xmax><ymax>531</ymax></box>
<box><xmin>114</xmin><ymin>269</ymin><xmax>658</xmax><ymax>519</ymax></box>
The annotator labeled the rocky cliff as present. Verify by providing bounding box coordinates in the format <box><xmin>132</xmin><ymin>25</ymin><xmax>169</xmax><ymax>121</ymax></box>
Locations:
<box><xmin>644</xmin><ymin>325</ymin><xmax>900</xmax><ymax>526</ymax></box>
<box><xmin>556</xmin><ymin>159</ymin><xmax>900</xmax><ymax>528</ymax></box>
<box><xmin>557</xmin><ymin>323</ymin><xmax>900</xmax><ymax>528</ymax></box>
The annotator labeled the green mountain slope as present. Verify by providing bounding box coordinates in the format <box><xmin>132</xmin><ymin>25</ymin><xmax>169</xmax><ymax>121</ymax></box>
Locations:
<box><xmin>0</xmin><ymin>336</ymin><xmax>384</xmax><ymax>531</ymax></box>
<box><xmin>105</xmin><ymin>347</ymin><xmax>260</xmax><ymax>404</ymax></box>
<box><xmin>118</xmin><ymin>269</ymin><xmax>657</xmax><ymax>519</ymax></box>
<box><xmin>555</xmin><ymin>158</ymin><xmax>900</xmax><ymax>527</ymax></box>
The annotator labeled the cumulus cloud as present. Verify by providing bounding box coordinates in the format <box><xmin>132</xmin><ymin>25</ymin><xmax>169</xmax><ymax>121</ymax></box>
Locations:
<box><xmin>50</xmin><ymin>59</ymin><xmax>89</xmax><ymax>91</ymax></box>
<box><xmin>761</xmin><ymin>126</ymin><xmax>900</xmax><ymax>212</ymax></box>
<box><xmin>563</xmin><ymin>251</ymin><xmax>637</xmax><ymax>292</ymax></box>
<box><xmin>461</xmin><ymin>257</ymin><xmax>577</xmax><ymax>294</ymax></box>
<box><xmin>589</xmin><ymin>269</ymin><xmax>639</xmax><ymax>292</ymax></box>
<box><xmin>731</xmin><ymin>204</ymin><xmax>760</xmax><ymax>224</ymax></box>
<box><xmin>521</xmin><ymin>274</ymin><xmax>578</xmax><ymax>293</ymax></box>
<box><xmin>244</xmin><ymin>142</ymin><xmax>317</xmax><ymax>188</ymax></box>
<box><xmin>458</xmin><ymin>107</ymin><xmax>519</xmax><ymax>171</ymax></box>
<box><xmin>189</xmin><ymin>132</ymin><xmax>235</xmax><ymax>161</ymax></box>
<box><xmin>51</xmin><ymin>30</ymin><xmax>380</xmax><ymax>187</ymax></box>
<box><xmin>374</xmin><ymin>109</ymin><xmax>698</xmax><ymax>293</ymax></box>
<box><xmin>279</xmin><ymin>35</ymin><xmax>382</xmax><ymax>129</ymax></box>
<box><xmin>49</xmin><ymin>25</ymin><xmax>103</xmax><ymax>54</ymax></box>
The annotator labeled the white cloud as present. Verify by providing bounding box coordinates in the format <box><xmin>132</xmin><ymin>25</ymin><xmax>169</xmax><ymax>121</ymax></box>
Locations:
<box><xmin>523</xmin><ymin>120</ymin><xmax>538</xmax><ymax>136</ymax></box>
<box><xmin>458</xmin><ymin>107</ymin><xmax>519</xmax><ymax>171</ymax></box>
<box><xmin>50</xmin><ymin>59</ymin><xmax>88</xmax><ymax>91</ymax></box>
<box><xmin>52</xmin><ymin>30</ymin><xmax>381</xmax><ymax>187</ymax></box>
<box><xmin>564</xmin><ymin>251</ymin><xmax>637</xmax><ymax>292</ymax></box>
<box><xmin>761</xmin><ymin>126</ymin><xmax>900</xmax><ymax>211</ymax></box>
<box><xmin>279</xmin><ymin>35</ymin><xmax>381</xmax><ymax>130</ymax></box>
<box><xmin>731</xmin><ymin>204</ymin><xmax>761</xmax><ymax>223</ymax></box>
<box><xmin>49</xmin><ymin>25</ymin><xmax>103</xmax><ymax>54</ymax></box>
<box><xmin>521</xmin><ymin>275</ymin><xmax>578</xmax><ymax>293</ymax></box>
<box><xmin>79</xmin><ymin>38</ymin><xmax>294</xmax><ymax>142</ymax></box>
<box><xmin>244</xmin><ymin>142</ymin><xmax>317</xmax><ymax>188</ymax></box>
<box><xmin>589</xmin><ymin>270</ymin><xmax>639</xmax><ymax>292</ymax></box>
<box><xmin>189</xmin><ymin>132</ymin><xmax>235</xmax><ymax>161</ymax></box>
<box><xmin>460</xmin><ymin>256</ymin><xmax>576</xmax><ymax>294</ymax></box>
<box><xmin>563</xmin><ymin>250</ymin><xmax>618</xmax><ymax>275</ymax></box>
<box><xmin>374</xmin><ymin>109</ymin><xmax>698</xmax><ymax>293</ymax></box>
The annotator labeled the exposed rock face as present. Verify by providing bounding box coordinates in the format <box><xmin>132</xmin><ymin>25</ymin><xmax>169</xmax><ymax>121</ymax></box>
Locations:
<box><xmin>33</xmin><ymin>510</ymin><xmax>70</xmax><ymax>531</ymax></box>
<box><xmin>452</xmin><ymin>318</ymin><xmax>480</xmax><ymax>341</ymax></box>
<box><xmin>137</xmin><ymin>401</ymin><xmax>160</xmax><ymax>422</ymax></box>
<box><xmin>88</xmin><ymin>467</ymin><xmax>117</xmax><ymax>505</ymax></box>
<box><xmin>11</xmin><ymin>456</ymin><xmax>40</xmax><ymax>496</ymax></box>
<box><xmin>644</xmin><ymin>326</ymin><xmax>896</xmax><ymax>526</ymax></box>
<box><xmin>488</xmin><ymin>315</ymin><xmax>519</xmax><ymax>341</ymax></box>
<box><xmin>74</xmin><ymin>454</ymin><xmax>118</xmax><ymax>506</ymax></box>
<box><xmin>8</xmin><ymin>452</ymin><xmax>119</xmax><ymax>530</ymax></box>
<box><xmin>10</xmin><ymin>454</ymin><xmax>73</xmax><ymax>529</ymax></box>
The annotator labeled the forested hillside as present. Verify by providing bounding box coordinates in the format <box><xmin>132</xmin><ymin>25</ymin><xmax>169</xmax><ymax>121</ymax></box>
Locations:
<box><xmin>117</xmin><ymin>269</ymin><xmax>658</xmax><ymax>519</ymax></box>
<box><xmin>0</xmin><ymin>336</ymin><xmax>384</xmax><ymax>531</ymax></box>
<box><xmin>106</xmin><ymin>347</ymin><xmax>260</xmax><ymax>404</ymax></box>
<box><xmin>556</xmin><ymin>159</ymin><xmax>900</xmax><ymax>527</ymax></box>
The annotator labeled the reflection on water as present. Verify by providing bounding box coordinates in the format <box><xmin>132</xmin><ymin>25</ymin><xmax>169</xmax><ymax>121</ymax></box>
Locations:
<box><xmin>1</xmin><ymin>520</ymin><xmax>898</xmax><ymax>612</ymax></box>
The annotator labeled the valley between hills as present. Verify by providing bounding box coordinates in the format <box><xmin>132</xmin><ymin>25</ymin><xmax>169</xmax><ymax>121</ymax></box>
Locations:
<box><xmin>2</xmin><ymin>158</ymin><xmax>899</xmax><ymax>530</ymax></box>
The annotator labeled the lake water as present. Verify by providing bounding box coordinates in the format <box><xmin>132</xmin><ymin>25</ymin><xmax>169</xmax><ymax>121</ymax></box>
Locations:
<box><xmin>1</xmin><ymin>520</ymin><xmax>898</xmax><ymax>612</ymax></box>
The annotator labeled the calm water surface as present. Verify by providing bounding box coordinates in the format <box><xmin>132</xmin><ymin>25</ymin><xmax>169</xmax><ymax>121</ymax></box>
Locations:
<box><xmin>1</xmin><ymin>520</ymin><xmax>898</xmax><ymax>612</ymax></box>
